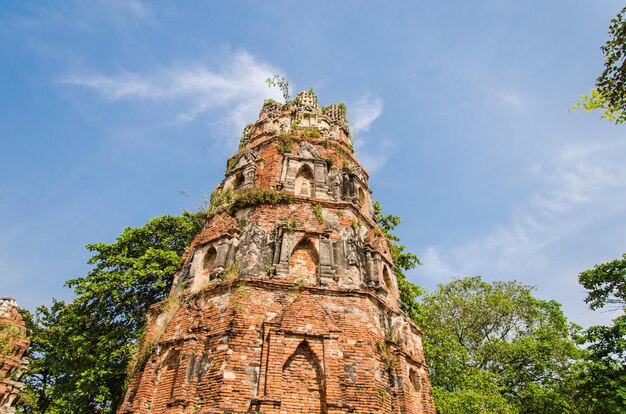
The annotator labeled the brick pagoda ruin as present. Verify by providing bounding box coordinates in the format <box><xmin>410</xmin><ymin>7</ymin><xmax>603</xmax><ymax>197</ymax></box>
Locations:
<box><xmin>0</xmin><ymin>298</ymin><xmax>29</xmax><ymax>414</ymax></box>
<box><xmin>118</xmin><ymin>91</ymin><xmax>435</xmax><ymax>414</ymax></box>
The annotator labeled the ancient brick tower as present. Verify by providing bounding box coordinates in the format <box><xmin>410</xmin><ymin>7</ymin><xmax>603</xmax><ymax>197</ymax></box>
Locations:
<box><xmin>118</xmin><ymin>91</ymin><xmax>435</xmax><ymax>414</ymax></box>
<box><xmin>0</xmin><ymin>297</ymin><xmax>30</xmax><ymax>414</ymax></box>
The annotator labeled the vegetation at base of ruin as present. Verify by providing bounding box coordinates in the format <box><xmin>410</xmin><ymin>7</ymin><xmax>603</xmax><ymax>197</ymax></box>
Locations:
<box><xmin>202</xmin><ymin>187</ymin><xmax>294</xmax><ymax>220</ymax></box>
<box><xmin>276</xmin><ymin>133</ymin><xmax>293</xmax><ymax>155</ymax></box>
<box><xmin>571</xmin><ymin>6</ymin><xmax>626</xmax><ymax>124</ymax></box>
<box><xmin>313</xmin><ymin>203</ymin><xmax>324</xmax><ymax>224</ymax></box>
<box><xmin>265</xmin><ymin>75</ymin><xmax>291</xmax><ymax>102</ymax></box>
<box><xmin>335</xmin><ymin>210</ymin><xmax>343</xmax><ymax>217</ymax></box>
<box><xmin>17</xmin><ymin>213</ymin><xmax>202</xmax><ymax>414</ymax></box>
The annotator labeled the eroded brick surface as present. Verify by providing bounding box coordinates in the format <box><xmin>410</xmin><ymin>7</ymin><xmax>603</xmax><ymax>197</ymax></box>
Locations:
<box><xmin>118</xmin><ymin>91</ymin><xmax>435</xmax><ymax>414</ymax></box>
<box><xmin>0</xmin><ymin>297</ymin><xmax>29</xmax><ymax>414</ymax></box>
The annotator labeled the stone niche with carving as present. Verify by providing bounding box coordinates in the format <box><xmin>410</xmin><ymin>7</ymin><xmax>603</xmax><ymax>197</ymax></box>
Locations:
<box><xmin>118</xmin><ymin>91</ymin><xmax>435</xmax><ymax>414</ymax></box>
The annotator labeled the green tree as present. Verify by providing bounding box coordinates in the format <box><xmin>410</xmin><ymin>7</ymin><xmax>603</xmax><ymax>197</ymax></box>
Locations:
<box><xmin>18</xmin><ymin>213</ymin><xmax>203</xmax><ymax>413</ymax></box>
<box><xmin>374</xmin><ymin>201</ymin><xmax>424</xmax><ymax>322</ymax></box>
<box><xmin>568</xmin><ymin>254</ymin><xmax>626</xmax><ymax>413</ymax></box>
<box><xmin>421</xmin><ymin>276</ymin><xmax>581</xmax><ymax>414</ymax></box>
<box><xmin>572</xmin><ymin>6</ymin><xmax>626</xmax><ymax>123</ymax></box>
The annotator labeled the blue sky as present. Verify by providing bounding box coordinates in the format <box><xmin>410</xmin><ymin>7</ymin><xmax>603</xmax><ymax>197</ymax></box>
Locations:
<box><xmin>1</xmin><ymin>1</ymin><xmax>624</xmax><ymax>327</ymax></box>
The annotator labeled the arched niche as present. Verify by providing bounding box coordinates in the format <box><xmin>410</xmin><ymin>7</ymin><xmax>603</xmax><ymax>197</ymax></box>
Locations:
<box><xmin>294</xmin><ymin>164</ymin><xmax>314</xmax><ymax>197</ymax></box>
<box><xmin>289</xmin><ymin>237</ymin><xmax>319</xmax><ymax>285</ymax></box>
<box><xmin>409</xmin><ymin>367</ymin><xmax>422</xmax><ymax>394</ymax></box>
<box><xmin>382</xmin><ymin>266</ymin><xmax>393</xmax><ymax>291</ymax></box>
<box><xmin>151</xmin><ymin>350</ymin><xmax>181</xmax><ymax>412</ymax></box>
<box><xmin>281</xmin><ymin>340</ymin><xmax>327</xmax><ymax>413</ymax></box>
<box><xmin>358</xmin><ymin>186</ymin><xmax>366</xmax><ymax>206</ymax></box>
<box><xmin>233</xmin><ymin>171</ymin><xmax>244</xmax><ymax>189</ymax></box>
<box><xmin>203</xmin><ymin>246</ymin><xmax>217</xmax><ymax>276</ymax></box>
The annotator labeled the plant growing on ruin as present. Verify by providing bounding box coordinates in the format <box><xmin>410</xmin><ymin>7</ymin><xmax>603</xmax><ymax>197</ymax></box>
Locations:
<box><xmin>374</xmin><ymin>201</ymin><xmax>423</xmax><ymax>323</ymax></box>
<box><xmin>288</xmin><ymin>277</ymin><xmax>308</xmax><ymax>296</ymax></box>
<box><xmin>338</xmin><ymin>102</ymin><xmax>347</xmax><ymax>117</ymax></box>
<box><xmin>263</xmin><ymin>98</ymin><xmax>280</xmax><ymax>106</ymax></box>
<box><xmin>291</xmin><ymin>114</ymin><xmax>302</xmax><ymax>130</ymax></box>
<box><xmin>0</xmin><ymin>322</ymin><xmax>24</xmax><ymax>365</ymax></box>
<box><xmin>277</xmin><ymin>134</ymin><xmax>293</xmax><ymax>155</ymax></box>
<box><xmin>313</xmin><ymin>203</ymin><xmax>324</xmax><ymax>224</ymax></box>
<box><xmin>302</xmin><ymin>127</ymin><xmax>321</xmax><ymax>138</ymax></box>
<box><xmin>265</xmin><ymin>75</ymin><xmax>291</xmax><ymax>102</ymax></box>
<box><xmin>202</xmin><ymin>187</ymin><xmax>293</xmax><ymax>220</ymax></box>
<box><xmin>220</xmin><ymin>261</ymin><xmax>241</xmax><ymax>285</ymax></box>
<box><xmin>280</xmin><ymin>216</ymin><xmax>298</xmax><ymax>232</ymax></box>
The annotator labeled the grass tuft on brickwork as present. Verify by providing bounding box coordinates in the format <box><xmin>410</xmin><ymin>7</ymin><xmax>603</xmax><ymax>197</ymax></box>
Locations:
<box><xmin>202</xmin><ymin>188</ymin><xmax>293</xmax><ymax>220</ymax></box>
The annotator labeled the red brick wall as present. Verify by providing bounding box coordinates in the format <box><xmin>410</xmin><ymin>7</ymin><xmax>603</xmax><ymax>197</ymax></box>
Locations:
<box><xmin>118</xmin><ymin>94</ymin><xmax>435</xmax><ymax>414</ymax></box>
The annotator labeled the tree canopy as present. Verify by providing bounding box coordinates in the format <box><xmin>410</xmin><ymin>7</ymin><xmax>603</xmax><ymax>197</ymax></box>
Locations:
<box><xmin>572</xmin><ymin>6</ymin><xmax>626</xmax><ymax>123</ymax></box>
<box><xmin>18</xmin><ymin>213</ymin><xmax>203</xmax><ymax>413</ymax></box>
<box><xmin>420</xmin><ymin>276</ymin><xmax>582</xmax><ymax>414</ymax></box>
<box><xmin>569</xmin><ymin>253</ymin><xmax>626</xmax><ymax>413</ymax></box>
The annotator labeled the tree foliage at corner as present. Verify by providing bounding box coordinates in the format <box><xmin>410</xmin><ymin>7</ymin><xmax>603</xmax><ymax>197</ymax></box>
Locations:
<box><xmin>568</xmin><ymin>253</ymin><xmax>626</xmax><ymax>413</ymax></box>
<box><xmin>374</xmin><ymin>201</ymin><xmax>424</xmax><ymax>322</ymax></box>
<box><xmin>573</xmin><ymin>6</ymin><xmax>626</xmax><ymax>123</ymax></box>
<box><xmin>421</xmin><ymin>276</ymin><xmax>582</xmax><ymax>414</ymax></box>
<box><xmin>18</xmin><ymin>213</ymin><xmax>203</xmax><ymax>414</ymax></box>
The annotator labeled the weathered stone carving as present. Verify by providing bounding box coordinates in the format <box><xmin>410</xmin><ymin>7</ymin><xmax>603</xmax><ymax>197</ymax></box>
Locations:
<box><xmin>237</xmin><ymin>222</ymin><xmax>272</xmax><ymax>277</ymax></box>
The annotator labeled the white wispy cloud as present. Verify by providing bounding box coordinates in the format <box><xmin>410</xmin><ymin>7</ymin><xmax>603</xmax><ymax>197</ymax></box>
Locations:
<box><xmin>418</xmin><ymin>140</ymin><xmax>626</xmax><ymax>326</ymax></box>
<box><xmin>2</xmin><ymin>0</ymin><xmax>153</xmax><ymax>33</ymax></box>
<box><xmin>62</xmin><ymin>52</ymin><xmax>284</xmax><ymax>138</ymax></box>
<box><xmin>349</xmin><ymin>95</ymin><xmax>384</xmax><ymax>135</ymax></box>
<box><xmin>349</xmin><ymin>95</ymin><xmax>388</xmax><ymax>172</ymax></box>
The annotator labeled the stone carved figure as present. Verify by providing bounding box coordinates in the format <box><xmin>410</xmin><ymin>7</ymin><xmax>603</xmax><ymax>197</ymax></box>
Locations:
<box><xmin>238</xmin><ymin>223</ymin><xmax>271</xmax><ymax>276</ymax></box>
<box><xmin>330</xmin><ymin>169</ymin><xmax>342</xmax><ymax>200</ymax></box>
